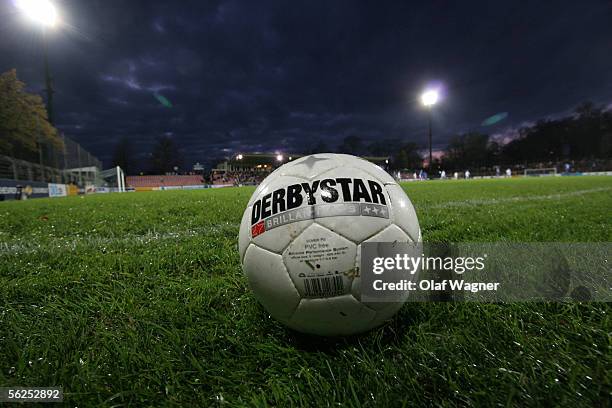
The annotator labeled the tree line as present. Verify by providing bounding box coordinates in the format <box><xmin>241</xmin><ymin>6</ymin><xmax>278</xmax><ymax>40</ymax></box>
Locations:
<box><xmin>112</xmin><ymin>135</ymin><xmax>183</xmax><ymax>175</ymax></box>
<box><xmin>440</xmin><ymin>102</ymin><xmax>611</xmax><ymax>171</ymax></box>
<box><xmin>309</xmin><ymin>101</ymin><xmax>611</xmax><ymax>171</ymax></box>
<box><xmin>112</xmin><ymin>102</ymin><xmax>612</xmax><ymax>174</ymax></box>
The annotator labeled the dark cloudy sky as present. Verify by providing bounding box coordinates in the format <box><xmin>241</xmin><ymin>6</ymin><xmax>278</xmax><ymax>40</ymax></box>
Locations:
<box><xmin>1</xmin><ymin>0</ymin><xmax>611</xmax><ymax>169</ymax></box>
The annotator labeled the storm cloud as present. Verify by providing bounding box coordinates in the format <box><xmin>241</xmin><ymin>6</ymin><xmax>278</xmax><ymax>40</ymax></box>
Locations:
<box><xmin>1</xmin><ymin>0</ymin><xmax>611</xmax><ymax>168</ymax></box>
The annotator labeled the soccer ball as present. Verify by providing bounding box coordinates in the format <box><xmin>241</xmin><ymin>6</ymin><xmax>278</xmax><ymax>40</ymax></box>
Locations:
<box><xmin>238</xmin><ymin>153</ymin><xmax>421</xmax><ymax>336</ymax></box>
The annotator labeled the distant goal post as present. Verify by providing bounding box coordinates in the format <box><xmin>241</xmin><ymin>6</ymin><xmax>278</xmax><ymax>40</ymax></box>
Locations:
<box><xmin>523</xmin><ymin>167</ymin><xmax>558</xmax><ymax>177</ymax></box>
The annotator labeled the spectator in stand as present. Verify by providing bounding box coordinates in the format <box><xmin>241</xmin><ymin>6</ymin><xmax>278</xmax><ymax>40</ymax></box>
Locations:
<box><xmin>211</xmin><ymin>169</ymin><xmax>269</xmax><ymax>186</ymax></box>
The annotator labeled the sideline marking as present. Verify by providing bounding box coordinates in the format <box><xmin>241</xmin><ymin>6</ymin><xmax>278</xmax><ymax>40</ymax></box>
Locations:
<box><xmin>428</xmin><ymin>187</ymin><xmax>611</xmax><ymax>209</ymax></box>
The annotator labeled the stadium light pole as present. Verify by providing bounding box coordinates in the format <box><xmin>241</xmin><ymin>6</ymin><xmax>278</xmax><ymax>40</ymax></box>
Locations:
<box><xmin>15</xmin><ymin>0</ymin><xmax>58</xmax><ymax>124</ymax></box>
<box><xmin>421</xmin><ymin>89</ymin><xmax>439</xmax><ymax>171</ymax></box>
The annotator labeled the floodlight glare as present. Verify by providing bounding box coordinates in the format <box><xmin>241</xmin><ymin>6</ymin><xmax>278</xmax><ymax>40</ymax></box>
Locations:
<box><xmin>276</xmin><ymin>154</ymin><xmax>283</xmax><ymax>162</ymax></box>
<box><xmin>236</xmin><ymin>154</ymin><xmax>243</xmax><ymax>160</ymax></box>
<box><xmin>16</xmin><ymin>0</ymin><xmax>57</xmax><ymax>27</ymax></box>
<box><xmin>421</xmin><ymin>89</ymin><xmax>439</xmax><ymax>107</ymax></box>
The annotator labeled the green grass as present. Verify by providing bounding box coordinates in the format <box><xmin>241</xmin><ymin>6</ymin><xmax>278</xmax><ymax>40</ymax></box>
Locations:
<box><xmin>0</xmin><ymin>176</ymin><xmax>610</xmax><ymax>407</ymax></box>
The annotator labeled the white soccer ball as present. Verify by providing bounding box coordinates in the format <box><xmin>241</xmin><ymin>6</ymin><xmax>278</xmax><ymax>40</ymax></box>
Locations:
<box><xmin>238</xmin><ymin>153</ymin><xmax>421</xmax><ymax>336</ymax></box>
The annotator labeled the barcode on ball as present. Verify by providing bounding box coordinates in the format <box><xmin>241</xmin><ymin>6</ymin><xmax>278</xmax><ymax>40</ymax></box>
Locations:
<box><xmin>303</xmin><ymin>275</ymin><xmax>344</xmax><ymax>297</ymax></box>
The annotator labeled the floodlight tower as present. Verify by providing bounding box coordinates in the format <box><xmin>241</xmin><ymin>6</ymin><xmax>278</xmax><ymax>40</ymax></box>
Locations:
<box><xmin>421</xmin><ymin>89</ymin><xmax>439</xmax><ymax>170</ymax></box>
<box><xmin>15</xmin><ymin>0</ymin><xmax>58</xmax><ymax>124</ymax></box>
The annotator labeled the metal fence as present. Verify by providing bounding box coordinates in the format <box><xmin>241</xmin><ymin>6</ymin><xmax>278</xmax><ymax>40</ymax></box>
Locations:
<box><xmin>61</xmin><ymin>135</ymin><xmax>102</xmax><ymax>171</ymax></box>
<box><xmin>0</xmin><ymin>135</ymin><xmax>102</xmax><ymax>186</ymax></box>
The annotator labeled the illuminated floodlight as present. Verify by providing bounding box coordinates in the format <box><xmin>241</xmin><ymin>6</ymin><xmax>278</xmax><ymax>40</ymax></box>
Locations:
<box><xmin>236</xmin><ymin>154</ymin><xmax>243</xmax><ymax>160</ymax></box>
<box><xmin>421</xmin><ymin>89</ymin><xmax>439</xmax><ymax>107</ymax></box>
<box><xmin>16</xmin><ymin>0</ymin><xmax>58</xmax><ymax>27</ymax></box>
<box><xmin>276</xmin><ymin>154</ymin><xmax>283</xmax><ymax>162</ymax></box>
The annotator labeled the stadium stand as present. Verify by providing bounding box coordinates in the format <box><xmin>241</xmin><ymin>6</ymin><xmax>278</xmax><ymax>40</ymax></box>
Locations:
<box><xmin>211</xmin><ymin>170</ymin><xmax>268</xmax><ymax>186</ymax></box>
<box><xmin>210</xmin><ymin>153</ymin><xmax>390</xmax><ymax>186</ymax></box>
<box><xmin>211</xmin><ymin>153</ymin><xmax>281</xmax><ymax>186</ymax></box>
